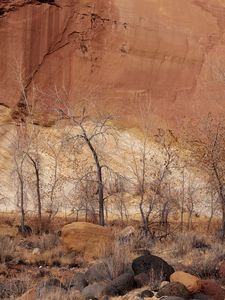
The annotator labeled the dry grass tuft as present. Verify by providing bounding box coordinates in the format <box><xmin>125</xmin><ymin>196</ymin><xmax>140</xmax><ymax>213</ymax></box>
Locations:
<box><xmin>172</xmin><ymin>231</ymin><xmax>209</xmax><ymax>257</ymax></box>
<box><xmin>38</xmin><ymin>233</ymin><xmax>60</xmax><ymax>251</ymax></box>
<box><xmin>101</xmin><ymin>240</ymin><xmax>133</xmax><ymax>279</ymax></box>
<box><xmin>188</xmin><ymin>242</ymin><xmax>225</xmax><ymax>278</ymax></box>
<box><xmin>0</xmin><ymin>235</ymin><xmax>17</xmax><ymax>263</ymax></box>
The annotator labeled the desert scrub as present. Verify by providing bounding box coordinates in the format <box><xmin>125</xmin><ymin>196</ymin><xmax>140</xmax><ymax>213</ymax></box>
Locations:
<box><xmin>101</xmin><ymin>241</ymin><xmax>132</xmax><ymax>279</ymax></box>
<box><xmin>129</xmin><ymin>229</ymin><xmax>153</xmax><ymax>253</ymax></box>
<box><xmin>38</xmin><ymin>233</ymin><xmax>60</xmax><ymax>251</ymax></box>
<box><xmin>0</xmin><ymin>235</ymin><xmax>17</xmax><ymax>263</ymax></box>
<box><xmin>188</xmin><ymin>241</ymin><xmax>225</xmax><ymax>278</ymax></box>
<box><xmin>172</xmin><ymin>231</ymin><xmax>209</xmax><ymax>257</ymax></box>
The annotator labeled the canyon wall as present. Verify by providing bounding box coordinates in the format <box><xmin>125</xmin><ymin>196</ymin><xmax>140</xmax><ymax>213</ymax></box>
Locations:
<box><xmin>1</xmin><ymin>0</ymin><xmax>225</xmax><ymax>128</ymax></box>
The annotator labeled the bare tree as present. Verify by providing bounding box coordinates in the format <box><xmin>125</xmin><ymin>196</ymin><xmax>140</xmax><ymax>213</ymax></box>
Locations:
<box><xmin>12</xmin><ymin>124</ymin><xmax>31</xmax><ymax>233</ymax></box>
<box><xmin>189</xmin><ymin>114</ymin><xmax>225</xmax><ymax>239</ymax></box>
<box><xmin>207</xmin><ymin>187</ymin><xmax>220</xmax><ymax>232</ymax></box>
<box><xmin>56</xmin><ymin>101</ymin><xmax>118</xmax><ymax>226</ymax></box>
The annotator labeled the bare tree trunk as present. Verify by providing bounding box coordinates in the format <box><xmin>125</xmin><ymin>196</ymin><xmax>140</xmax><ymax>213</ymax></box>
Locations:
<box><xmin>221</xmin><ymin>201</ymin><xmax>225</xmax><ymax>240</ymax></box>
<box><xmin>83</xmin><ymin>132</ymin><xmax>105</xmax><ymax>226</ymax></box>
<box><xmin>27</xmin><ymin>155</ymin><xmax>42</xmax><ymax>234</ymax></box>
<box><xmin>207</xmin><ymin>214</ymin><xmax>213</xmax><ymax>232</ymax></box>
<box><xmin>207</xmin><ymin>197</ymin><xmax>215</xmax><ymax>232</ymax></box>
<box><xmin>35</xmin><ymin>167</ymin><xmax>42</xmax><ymax>234</ymax></box>
<box><xmin>18</xmin><ymin>172</ymin><xmax>25</xmax><ymax>231</ymax></box>
<box><xmin>187</xmin><ymin>211</ymin><xmax>192</xmax><ymax>230</ymax></box>
<box><xmin>180</xmin><ymin>168</ymin><xmax>185</xmax><ymax>232</ymax></box>
<box><xmin>140</xmin><ymin>198</ymin><xmax>149</xmax><ymax>235</ymax></box>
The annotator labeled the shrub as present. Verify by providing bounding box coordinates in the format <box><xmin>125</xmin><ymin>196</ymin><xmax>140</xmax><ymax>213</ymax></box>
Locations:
<box><xmin>0</xmin><ymin>235</ymin><xmax>17</xmax><ymax>263</ymax></box>
<box><xmin>101</xmin><ymin>241</ymin><xmax>132</xmax><ymax>279</ymax></box>
<box><xmin>172</xmin><ymin>231</ymin><xmax>209</xmax><ymax>257</ymax></box>
<box><xmin>38</xmin><ymin>233</ymin><xmax>59</xmax><ymax>251</ymax></box>
<box><xmin>189</xmin><ymin>242</ymin><xmax>225</xmax><ymax>278</ymax></box>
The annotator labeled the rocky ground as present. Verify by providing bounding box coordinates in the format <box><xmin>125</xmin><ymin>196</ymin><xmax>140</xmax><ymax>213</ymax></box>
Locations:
<box><xmin>0</xmin><ymin>219</ymin><xmax>225</xmax><ymax>300</ymax></box>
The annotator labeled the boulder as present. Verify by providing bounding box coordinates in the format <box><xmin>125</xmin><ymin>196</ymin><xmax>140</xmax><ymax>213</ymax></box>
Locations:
<box><xmin>157</xmin><ymin>282</ymin><xmax>191</xmax><ymax>300</ymax></box>
<box><xmin>134</xmin><ymin>272</ymin><xmax>150</xmax><ymax>288</ymax></box>
<box><xmin>102</xmin><ymin>273</ymin><xmax>135</xmax><ymax>296</ymax></box>
<box><xmin>85</xmin><ymin>262</ymin><xmax>112</xmax><ymax>284</ymax></box>
<box><xmin>140</xmin><ymin>290</ymin><xmax>154</xmax><ymax>298</ymax></box>
<box><xmin>61</xmin><ymin>222</ymin><xmax>114</xmax><ymax>259</ymax></box>
<box><xmin>132</xmin><ymin>255</ymin><xmax>174</xmax><ymax>281</ymax></box>
<box><xmin>82</xmin><ymin>282</ymin><xmax>108</xmax><ymax>299</ymax></box>
<box><xmin>192</xmin><ymin>293</ymin><xmax>214</xmax><ymax>300</ymax></box>
<box><xmin>67</xmin><ymin>272</ymin><xmax>88</xmax><ymax>291</ymax></box>
<box><xmin>170</xmin><ymin>271</ymin><xmax>201</xmax><ymax>293</ymax></box>
<box><xmin>200</xmin><ymin>280</ymin><xmax>225</xmax><ymax>300</ymax></box>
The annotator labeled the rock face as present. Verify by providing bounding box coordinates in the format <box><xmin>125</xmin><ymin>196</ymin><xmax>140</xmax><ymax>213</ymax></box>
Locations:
<box><xmin>61</xmin><ymin>222</ymin><xmax>114</xmax><ymax>259</ymax></box>
<box><xmin>1</xmin><ymin>0</ymin><xmax>225</xmax><ymax>128</ymax></box>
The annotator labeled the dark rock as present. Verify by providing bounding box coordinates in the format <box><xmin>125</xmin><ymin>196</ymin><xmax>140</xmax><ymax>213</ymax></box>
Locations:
<box><xmin>132</xmin><ymin>255</ymin><xmax>175</xmax><ymax>281</ymax></box>
<box><xmin>67</xmin><ymin>272</ymin><xmax>88</xmax><ymax>291</ymax></box>
<box><xmin>140</xmin><ymin>290</ymin><xmax>154</xmax><ymax>298</ymax></box>
<box><xmin>37</xmin><ymin>0</ymin><xmax>55</xmax><ymax>3</ymax></box>
<box><xmin>82</xmin><ymin>282</ymin><xmax>108</xmax><ymax>299</ymax></box>
<box><xmin>134</xmin><ymin>272</ymin><xmax>150</xmax><ymax>288</ymax></box>
<box><xmin>85</xmin><ymin>262</ymin><xmax>111</xmax><ymax>284</ymax></box>
<box><xmin>102</xmin><ymin>273</ymin><xmax>134</xmax><ymax>296</ymax></box>
<box><xmin>16</xmin><ymin>225</ymin><xmax>32</xmax><ymax>236</ymax></box>
<box><xmin>157</xmin><ymin>282</ymin><xmax>191</xmax><ymax>300</ymax></box>
<box><xmin>192</xmin><ymin>293</ymin><xmax>214</xmax><ymax>300</ymax></box>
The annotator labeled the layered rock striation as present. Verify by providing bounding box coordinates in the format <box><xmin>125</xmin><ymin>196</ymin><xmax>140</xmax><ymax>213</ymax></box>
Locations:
<box><xmin>1</xmin><ymin>0</ymin><xmax>225</xmax><ymax>127</ymax></box>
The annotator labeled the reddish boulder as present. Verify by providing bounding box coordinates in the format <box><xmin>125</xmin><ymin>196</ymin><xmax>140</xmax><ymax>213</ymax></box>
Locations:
<box><xmin>200</xmin><ymin>280</ymin><xmax>225</xmax><ymax>300</ymax></box>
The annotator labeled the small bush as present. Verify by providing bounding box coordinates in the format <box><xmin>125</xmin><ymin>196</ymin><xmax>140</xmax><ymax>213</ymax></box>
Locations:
<box><xmin>0</xmin><ymin>235</ymin><xmax>17</xmax><ymax>263</ymax></box>
<box><xmin>185</xmin><ymin>241</ymin><xmax>225</xmax><ymax>278</ymax></box>
<box><xmin>38</xmin><ymin>233</ymin><xmax>59</xmax><ymax>251</ymax></box>
<box><xmin>129</xmin><ymin>230</ymin><xmax>153</xmax><ymax>252</ymax></box>
<box><xmin>0</xmin><ymin>279</ymin><xmax>29</xmax><ymax>299</ymax></box>
<box><xmin>101</xmin><ymin>241</ymin><xmax>132</xmax><ymax>279</ymax></box>
<box><xmin>172</xmin><ymin>231</ymin><xmax>209</xmax><ymax>257</ymax></box>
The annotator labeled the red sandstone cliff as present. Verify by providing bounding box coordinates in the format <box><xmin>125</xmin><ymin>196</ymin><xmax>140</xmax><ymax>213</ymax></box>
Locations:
<box><xmin>1</xmin><ymin>0</ymin><xmax>225</xmax><ymax>128</ymax></box>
